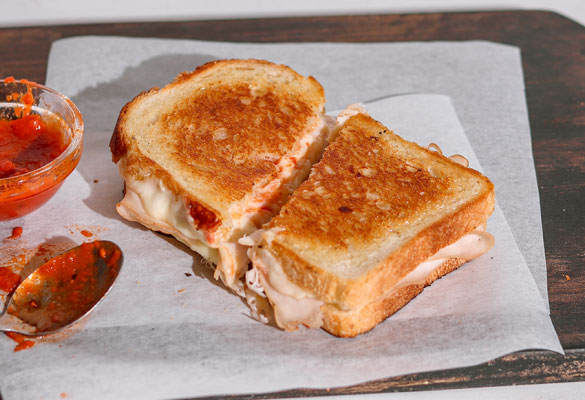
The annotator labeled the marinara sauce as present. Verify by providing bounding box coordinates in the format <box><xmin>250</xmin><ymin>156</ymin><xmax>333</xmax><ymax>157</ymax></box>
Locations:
<box><xmin>0</xmin><ymin>77</ymin><xmax>81</xmax><ymax>220</ymax></box>
<box><xmin>0</xmin><ymin>103</ymin><xmax>69</xmax><ymax>179</ymax></box>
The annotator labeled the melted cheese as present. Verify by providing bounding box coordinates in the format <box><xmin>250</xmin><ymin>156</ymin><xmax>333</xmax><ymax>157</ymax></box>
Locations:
<box><xmin>117</xmin><ymin>174</ymin><xmax>219</xmax><ymax>264</ymax></box>
<box><xmin>325</xmin><ymin>104</ymin><xmax>367</xmax><ymax>142</ymax></box>
<box><xmin>116</xmin><ymin>113</ymin><xmax>332</xmax><ymax>295</ymax></box>
<box><xmin>215</xmin><ymin>242</ymin><xmax>249</xmax><ymax>296</ymax></box>
<box><xmin>245</xmin><ymin>226</ymin><xmax>494</xmax><ymax>331</ymax></box>
<box><xmin>118</xmin><ymin>169</ymin><xmax>252</xmax><ymax>294</ymax></box>
<box><xmin>245</xmin><ymin>236</ymin><xmax>322</xmax><ymax>331</ymax></box>
<box><xmin>336</xmin><ymin>103</ymin><xmax>367</xmax><ymax>126</ymax></box>
<box><xmin>394</xmin><ymin>228</ymin><xmax>494</xmax><ymax>289</ymax></box>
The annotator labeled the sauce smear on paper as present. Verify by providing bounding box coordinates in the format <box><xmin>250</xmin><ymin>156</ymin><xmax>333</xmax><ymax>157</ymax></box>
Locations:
<box><xmin>4</xmin><ymin>331</ymin><xmax>35</xmax><ymax>352</ymax></box>
<box><xmin>0</xmin><ymin>267</ymin><xmax>21</xmax><ymax>293</ymax></box>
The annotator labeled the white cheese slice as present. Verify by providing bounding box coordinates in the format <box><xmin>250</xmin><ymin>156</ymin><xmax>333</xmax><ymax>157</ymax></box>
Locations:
<box><xmin>245</xmin><ymin>226</ymin><xmax>494</xmax><ymax>331</ymax></box>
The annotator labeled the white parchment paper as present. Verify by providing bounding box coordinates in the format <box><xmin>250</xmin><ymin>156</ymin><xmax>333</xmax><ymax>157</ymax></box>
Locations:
<box><xmin>0</xmin><ymin>91</ymin><xmax>561</xmax><ymax>399</ymax></box>
<box><xmin>43</xmin><ymin>36</ymin><xmax>548</xmax><ymax>307</ymax></box>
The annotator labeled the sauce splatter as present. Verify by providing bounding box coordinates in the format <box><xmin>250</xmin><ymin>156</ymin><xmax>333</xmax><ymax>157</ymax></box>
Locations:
<box><xmin>0</xmin><ymin>114</ymin><xmax>69</xmax><ymax>179</ymax></box>
<box><xmin>65</xmin><ymin>225</ymin><xmax>109</xmax><ymax>238</ymax></box>
<box><xmin>4</xmin><ymin>331</ymin><xmax>35</xmax><ymax>352</ymax></box>
<box><xmin>0</xmin><ymin>266</ymin><xmax>21</xmax><ymax>293</ymax></box>
<box><xmin>8</xmin><ymin>226</ymin><xmax>23</xmax><ymax>239</ymax></box>
<box><xmin>80</xmin><ymin>230</ymin><xmax>93</xmax><ymax>238</ymax></box>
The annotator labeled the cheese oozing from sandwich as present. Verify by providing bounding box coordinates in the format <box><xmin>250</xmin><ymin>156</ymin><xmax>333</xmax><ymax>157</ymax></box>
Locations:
<box><xmin>115</xmin><ymin>114</ymin><xmax>335</xmax><ymax>295</ymax></box>
<box><xmin>116</xmin><ymin>173</ymin><xmax>220</xmax><ymax>263</ymax></box>
<box><xmin>243</xmin><ymin>226</ymin><xmax>494</xmax><ymax>331</ymax></box>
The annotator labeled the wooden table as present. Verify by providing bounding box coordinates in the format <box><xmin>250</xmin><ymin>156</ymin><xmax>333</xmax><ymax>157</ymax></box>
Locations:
<box><xmin>2</xmin><ymin>10</ymin><xmax>584</xmax><ymax>398</ymax></box>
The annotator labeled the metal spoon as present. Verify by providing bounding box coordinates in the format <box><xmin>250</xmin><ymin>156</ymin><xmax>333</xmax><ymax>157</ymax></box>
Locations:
<box><xmin>0</xmin><ymin>240</ymin><xmax>123</xmax><ymax>336</ymax></box>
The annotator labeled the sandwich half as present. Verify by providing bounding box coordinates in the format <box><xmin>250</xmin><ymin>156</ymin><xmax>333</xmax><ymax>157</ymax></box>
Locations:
<box><xmin>110</xmin><ymin>59</ymin><xmax>333</xmax><ymax>294</ymax></box>
<box><xmin>245</xmin><ymin>110</ymin><xmax>495</xmax><ymax>337</ymax></box>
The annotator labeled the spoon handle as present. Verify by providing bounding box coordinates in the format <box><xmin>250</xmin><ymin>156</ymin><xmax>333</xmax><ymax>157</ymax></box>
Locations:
<box><xmin>0</xmin><ymin>309</ymin><xmax>37</xmax><ymax>335</ymax></box>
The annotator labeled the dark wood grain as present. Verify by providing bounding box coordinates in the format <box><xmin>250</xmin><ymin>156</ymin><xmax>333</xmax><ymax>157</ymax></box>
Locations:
<box><xmin>1</xmin><ymin>10</ymin><xmax>584</xmax><ymax>395</ymax></box>
<box><xmin>198</xmin><ymin>350</ymin><xmax>585</xmax><ymax>399</ymax></box>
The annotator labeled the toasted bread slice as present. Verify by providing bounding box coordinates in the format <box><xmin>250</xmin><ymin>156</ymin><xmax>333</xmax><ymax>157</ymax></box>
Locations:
<box><xmin>110</xmin><ymin>59</ymin><xmax>332</xmax><ymax>293</ymax></box>
<box><xmin>246</xmin><ymin>111</ymin><xmax>495</xmax><ymax>336</ymax></box>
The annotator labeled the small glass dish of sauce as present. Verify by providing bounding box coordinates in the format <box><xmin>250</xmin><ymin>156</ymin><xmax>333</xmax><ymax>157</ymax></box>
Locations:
<box><xmin>0</xmin><ymin>78</ymin><xmax>83</xmax><ymax>220</ymax></box>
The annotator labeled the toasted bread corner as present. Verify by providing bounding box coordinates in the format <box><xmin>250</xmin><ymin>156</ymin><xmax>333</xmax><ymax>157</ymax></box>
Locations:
<box><xmin>263</xmin><ymin>112</ymin><xmax>495</xmax><ymax>311</ymax></box>
<box><xmin>321</xmin><ymin>258</ymin><xmax>467</xmax><ymax>337</ymax></box>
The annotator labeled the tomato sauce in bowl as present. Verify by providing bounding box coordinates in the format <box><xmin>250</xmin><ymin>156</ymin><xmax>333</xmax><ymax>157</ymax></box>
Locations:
<box><xmin>0</xmin><ymin>114</ymin><xmax>69</xmax><ymax>178</ymax></box>
<box><xmin>0</xmin><ymin>78</ymin><xmax>83</xmax><ymax>220</ymax></box>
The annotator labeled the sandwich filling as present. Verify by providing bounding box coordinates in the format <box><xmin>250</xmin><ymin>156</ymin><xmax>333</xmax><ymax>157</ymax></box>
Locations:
<box><xmin>244</xmin><ymin>225</ymin><xmax>494</xmax><ymax>331</ymax></box>
<box><xmin>115</xmin><ymin>114</ymin><xmax>334</xmax><ymax>295</ymax></box>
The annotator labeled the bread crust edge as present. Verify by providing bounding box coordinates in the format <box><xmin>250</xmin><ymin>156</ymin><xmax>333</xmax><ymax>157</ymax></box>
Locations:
<box><xmin>268</xmin><ymin>186</ymin><xmax>495</xmax><ymax>310</ymax></box>
<box><xmin>109</xmin><ymin>59</ymin><xmax>327</xmax><ymax>241</ymax></box>
<box><xmin>321</xmin><ymin>257</ymin><xmax>467</xmax><ymax>338</ymax></box>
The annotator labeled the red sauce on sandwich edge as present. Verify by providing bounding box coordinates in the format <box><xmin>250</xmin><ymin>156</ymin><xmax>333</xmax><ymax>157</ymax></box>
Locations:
<box><xmin>188</xmin><ymin>200</ymin><xmax>220</xmax><ymax>231</ymax></box>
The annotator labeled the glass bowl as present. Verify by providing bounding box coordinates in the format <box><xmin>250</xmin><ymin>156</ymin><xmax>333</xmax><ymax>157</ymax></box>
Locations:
<box><xmin>0</xmin><ymin>79</ymin><xmax>84</xmax><ymax>220</ymax></box>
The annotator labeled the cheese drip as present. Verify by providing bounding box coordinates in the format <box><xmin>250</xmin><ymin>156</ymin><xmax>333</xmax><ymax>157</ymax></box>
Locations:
<box><xmin>115</xmin><ymin>111</ymin><xmax>332</xmax><ymax>296</ymax></box>
<box><xmin>245</xmin><ymin>226</ymin><xmax>494</xmax><ymax>332</ymax></box>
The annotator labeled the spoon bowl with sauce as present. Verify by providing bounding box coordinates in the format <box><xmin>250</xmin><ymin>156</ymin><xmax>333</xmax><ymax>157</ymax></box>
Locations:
<box><xmin>0</xmin><ymin>241</ymin><xmax>123</xmax><ymax>336</ymax></box>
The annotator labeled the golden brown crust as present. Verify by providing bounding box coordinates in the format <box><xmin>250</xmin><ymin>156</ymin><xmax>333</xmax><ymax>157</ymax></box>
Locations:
<box><xmin>268</xmin><ymin>117</ymin><xmax>448</xmax><ymax>246</ymax></box>
<box><xmin>170</xmin><ymin>59</ymin><xmax>325</xmax><ymax>100</ymax></box>
<box><xmin>162</xmin><ymin>81</ymin><xmax>314</xmax><ymax>203</ymax></box>
<box><xmin>110</xmin><ymin>88</ymin><xmax>159</xmax><ymax>163</ymax></box>
<box><xmin>265</xmin><ymin>113</ymin><xmax>495</xmax><ymax>310</ymax></box>
<box><xmin>110</xmin><ymin>59</ymin><xmax>327</xmax><ymax>241</ymax></box>
<box><xmin>321</xmin><ymin>258</ymin><xmax>467</xmax><ymax>338</ymax></box>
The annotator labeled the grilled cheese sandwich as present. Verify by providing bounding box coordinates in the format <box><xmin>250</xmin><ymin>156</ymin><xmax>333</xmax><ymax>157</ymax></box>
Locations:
<box><xmin>110</xmin><ymin>59</ymin><xmax>333</xmax><ymax>294</ymax></box>
<box><xmin>111</xmin><ymin>59</ymin><xmax>496</xmax><ymax>337</ymax></box>
<box><xmin>244</xmin><ymin>110</ymin><xmax>495</xmax><ymax>337</ymax></box>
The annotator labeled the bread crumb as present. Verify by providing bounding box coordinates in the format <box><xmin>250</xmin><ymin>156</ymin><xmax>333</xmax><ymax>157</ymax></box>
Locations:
<box><xmin>213</xmin><ymin>127</ymin><xmax>228</xmax><ymax>141</ymax></box>
<box><xmin>375</xmin><ymin>200</ymin><xmax>391</xmax><ymax>211</ymax></box>
<box><xmin>324</xmin><ymin>165</ymin><xmax>336</xmax><ymax>175</ymax></box>
<box><xmin>358</xmin><ymin>167</ymin><xmax>376</xmax><ymax>177</ymax></box>
<box><xmin>250</xmin><ymin>84</ymin><xmax>267</xmax><ymax>97</ymax></box>
<box><xmin>178</xmin><ymin>288</ymin><xmax>185</xmax><ymax>293</ymax></box>
<box><xmin>405</xmin><ymin>162</ymin><xmax>417</xmax><ymax>172</ymax></box>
